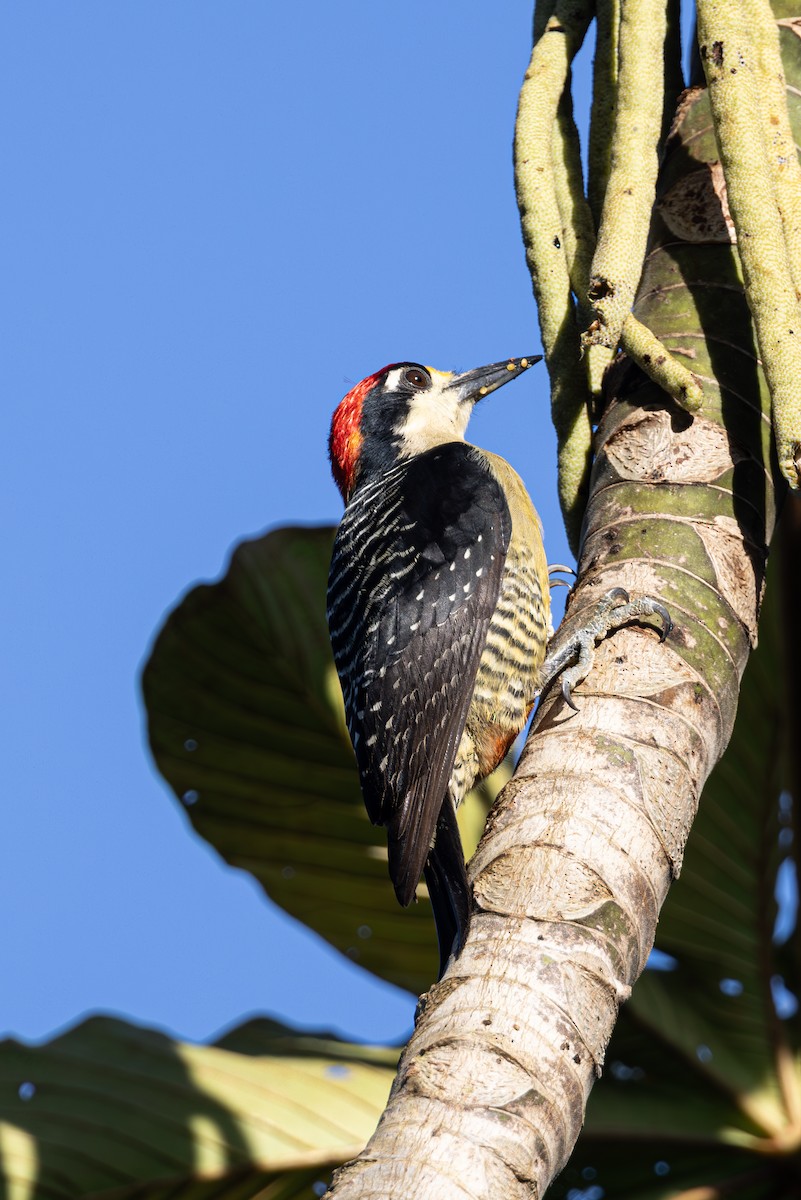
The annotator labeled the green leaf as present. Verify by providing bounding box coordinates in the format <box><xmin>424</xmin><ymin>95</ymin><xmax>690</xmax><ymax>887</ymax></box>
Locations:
<box><xmin>0</xmin><ymin>1015</ymin><xmax>395</xmax><ymax>1200</ymax></box>
<box><xmin>142</xmin><ymin>524</ymin><xmax>506</xmax><ymax>996</ymax></box>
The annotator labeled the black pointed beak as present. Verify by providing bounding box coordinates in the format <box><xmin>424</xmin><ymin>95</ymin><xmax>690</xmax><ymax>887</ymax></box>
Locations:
<box><xmin>446</xmin><ymin>355</ymin><xmax>542</xmax><ymax>405</ymax></box>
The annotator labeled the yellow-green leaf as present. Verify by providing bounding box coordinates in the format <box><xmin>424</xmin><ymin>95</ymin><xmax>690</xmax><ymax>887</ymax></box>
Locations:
<box><xmin>0</xmin><ymin>1016</ymin><xmax>395</xmax><ymax>1200</ymax></box>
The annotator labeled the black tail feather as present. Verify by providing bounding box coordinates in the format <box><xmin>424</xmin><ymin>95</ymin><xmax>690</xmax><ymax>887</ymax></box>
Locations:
<box><xmin>423</xmin><ymin>798</ymin><xmax>470</xmax><ymax>979</ymax></box>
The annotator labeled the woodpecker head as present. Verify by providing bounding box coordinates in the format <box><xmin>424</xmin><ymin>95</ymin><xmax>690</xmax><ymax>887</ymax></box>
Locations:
<box><xmin>329</xmin><ymin>355</ymin><xmax>540</xmax><ymax>501</ymax></box>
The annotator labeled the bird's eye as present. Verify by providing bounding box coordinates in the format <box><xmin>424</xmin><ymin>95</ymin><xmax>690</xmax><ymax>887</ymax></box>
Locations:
<box><xmin>404</xmin><ymin>367</ymin><xmax>431</xmax><ymax>389</ymax></box>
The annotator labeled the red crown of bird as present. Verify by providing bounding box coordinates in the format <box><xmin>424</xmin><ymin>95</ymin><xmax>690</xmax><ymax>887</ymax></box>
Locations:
<box><xmin>328</xmin><ymin>365</ymin><xmax>398</xmax><ymax>500</ymax></box>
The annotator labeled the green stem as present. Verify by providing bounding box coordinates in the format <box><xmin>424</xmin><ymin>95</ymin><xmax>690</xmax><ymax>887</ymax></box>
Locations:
<box><xmin>697</xmin><ymin>0</ymin><xmax>801</xmax><ymax>488</ymax></box>
<box><xmin>621</xmin><ymin>314</ymin><xmax>704</xmax><ymax>412</ymax></box>
<box><xmin>745</xmin><ymin>1</ymin><xmax>801</xmax><ymax>298</ymax></box>
<box><xmin>588</xmin><ymin>0</ymin><xmax>620</xmax><ymax>228</ymax></box>
<box><xmin>585</xmin><ymin>0</ymin><xmax>671</xmax><ymax>350</ymax></box>
<box><xmin>552</xmin><ymin>82</ymin><xmax>613</xmax><ymax>402</ymax></box>
<box><xmin>515</xmin><ymin>0</ymin><xmax>595</xmax><ymax>553</ymax></box>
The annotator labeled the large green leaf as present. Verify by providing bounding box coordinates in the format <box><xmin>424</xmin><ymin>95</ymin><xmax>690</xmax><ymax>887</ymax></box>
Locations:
<box><xmin>0</xmin><ymin>1015</ymin><xmax>396</xmax><ymax>1200</ymax></box>
<box><xmin>142</xmin><ymin>524</ymin><xmax>506</xmax><ymax>996</ymax></box>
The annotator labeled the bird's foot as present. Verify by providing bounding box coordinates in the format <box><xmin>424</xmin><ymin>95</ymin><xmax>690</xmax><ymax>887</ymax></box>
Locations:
<box><xmin>538</xmin><ymin>587</ymin><xmax>672</xmax><ymax>712</ymax></box>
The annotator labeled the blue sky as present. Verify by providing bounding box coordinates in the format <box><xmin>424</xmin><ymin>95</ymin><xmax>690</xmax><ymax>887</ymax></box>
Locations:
<box><xmin>3</xmin><ymin>4</ymin><xmax>693</xmax><ymax>1048</ymax></box>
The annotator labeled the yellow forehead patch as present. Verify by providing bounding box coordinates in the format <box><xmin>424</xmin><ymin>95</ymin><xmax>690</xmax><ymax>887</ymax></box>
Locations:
<box><xmin>425</xmin><ymin>367</ymin><xmax>454</xmax><ymax>385</ymax></box>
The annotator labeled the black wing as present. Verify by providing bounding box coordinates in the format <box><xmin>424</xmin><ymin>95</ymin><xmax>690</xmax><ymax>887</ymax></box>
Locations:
<box><xmin>327</xmin><ymin>442</ymin><xmax>511</xmax><ymax>909</ymax></box>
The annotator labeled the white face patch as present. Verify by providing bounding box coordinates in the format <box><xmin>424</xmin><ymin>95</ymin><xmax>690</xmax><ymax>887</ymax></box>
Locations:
<box><xmin>391</xmin><ymin>367</ymin><xmax>472</xmax><ymax>457</ymax></box>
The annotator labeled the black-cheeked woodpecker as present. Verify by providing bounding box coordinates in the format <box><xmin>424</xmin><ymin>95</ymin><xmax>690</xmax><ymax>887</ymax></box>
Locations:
<box><xmin>326</xmin><ymin>356</ymin><xmax>672</xmax><ymax>976</ymax></box>
<box><xmin>327</xmin><ymin>357</ymin><xmax>550</xmax><ymax>973</ymax></box>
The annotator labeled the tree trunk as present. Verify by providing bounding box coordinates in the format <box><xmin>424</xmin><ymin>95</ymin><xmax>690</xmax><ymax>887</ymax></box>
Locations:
<box><xmin>326</xmin><ymin>11</ymin><xmax>792</xmax><ymax>1199</ymax></box>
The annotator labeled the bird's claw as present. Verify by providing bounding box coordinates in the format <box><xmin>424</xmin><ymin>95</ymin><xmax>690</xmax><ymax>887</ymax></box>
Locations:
<box><xmin>561</xmin><ymin>675</ymin><xmax>579</xmax><ymax>713</ymax></box>
<box><xmin>538</xmin><ymin>587</ymin><xmax>673</xmax><ymax>713</ymax></box>
<box><xmin>548</xmin><ymin>563</ymin><xmax>577</xmax><ymax>592</ymax></box>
